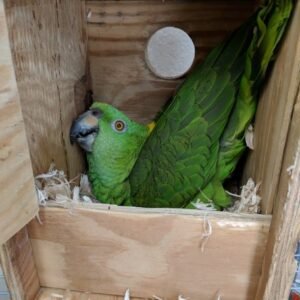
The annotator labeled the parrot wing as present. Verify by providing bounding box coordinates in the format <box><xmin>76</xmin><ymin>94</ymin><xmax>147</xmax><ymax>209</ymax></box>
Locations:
<box><xmin>199</xmin><ymin>0</ymin><xmax>293</xmax><ymax>207</ymax></box>
<box><xmin>129</xmin><ymin>20</ymin><xmax>256</xmax><ymax>208</ymax></box>
<box><xmin>130</xmin><ymin>0</ymin><xmax>293</xmax><ymax>208</ymax></box>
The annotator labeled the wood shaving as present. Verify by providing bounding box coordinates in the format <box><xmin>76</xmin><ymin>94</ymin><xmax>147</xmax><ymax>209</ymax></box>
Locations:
<box><xmin>86</xmin><ymin>9</ymin><xmax>92</xmax><ymax>19</ymax></box>
<box><xmin>35</xmin><ymin>164</ymin><xmax>97</xmax><ymax>208</ymax></box>
<box><xmin>192</xmin><ymin>189</ymin><xmax>217</xmax><ymax>211</ymax></box>
<box><xmin>199</xmin><ymin>216</ymin><xmax>212</xmax><ymax>252</ymax></box>
<box><xmin>245</xmin><ymin>124</ymin><xmax>254</xmax><ymax>150</ymax></box>
<box><xmin>192</xmin><ymin>200</ymin><xmax>217</xmax><ymax>211</ymax></box>
<box><xmin>50</xmin><ymin>293</ymin><xmax>64</xmax><ymax>299</ymax></box>
<box><xmin>227</xmin><ymin>178</ymin><xmax>261</xmax><ymax>214</ymax></box>
<box><xmin>152</xmin><ymin>295</ymin><xmax>163</xmax><ymax>300</ymax></box>
<box><xmin>216</xmin><ymin>291</ymin><xmax>222</xmax><ymax>300</ymax></box>
<box><xmin>287</xmin><ymin>164</ymin><xmax>295</xmax><ymax>176</ymax></box>
<box><xmin>124</xmin><ymin>289</ymin><xmax>130</xmax><ymax>300</ymax></box>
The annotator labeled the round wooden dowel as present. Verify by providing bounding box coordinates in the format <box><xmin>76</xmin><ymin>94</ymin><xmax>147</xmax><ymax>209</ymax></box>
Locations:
<box><xmin>145</xmin><ymin>27</ymin><xmax>195</xmax><ymax>79</ymax></box>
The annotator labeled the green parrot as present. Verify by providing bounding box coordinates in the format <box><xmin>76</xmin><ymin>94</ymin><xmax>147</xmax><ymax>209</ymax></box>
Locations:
<box><xmin>70</xmin><ymin>0</ymin><xmax>293</xmax><ymax>209</ymax></box>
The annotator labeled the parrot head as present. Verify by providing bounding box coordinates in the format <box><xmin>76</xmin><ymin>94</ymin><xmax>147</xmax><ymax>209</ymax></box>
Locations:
<box><xmin>70</xmin><ymin>102</ymin><xmax>154</xmax><ymax>203</ymax></box>
<box><xmin>70</xmin><ymin>102</ymin><xmax>154</xmax><ymax>154</ymax></box>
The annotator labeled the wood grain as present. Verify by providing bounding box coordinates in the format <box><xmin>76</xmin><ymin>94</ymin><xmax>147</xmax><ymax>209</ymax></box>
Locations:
<box><xmin>254</xmin><ymin>61</ymin><xmax>300</xmax><ymax>299</ymax></box>
<box><xmin>4</xmin><ymin>0</ymin><xmax>88</xmax><ymax>177</ymax></box>
<box><xmin>36</xmin><ymin>288</ymin><xmax>142</xmax><ymax>300</ymax></box>
<box><xmin>28</xmin><ymin>206</ymin><xmax>270</xmax><ymax>300</ymax></box>
<box><xmin>242</xmin><ymin>2</ymin><xmax>300</xmax><ymax>214</ymax></box>
<box><xmin>0</xmin><ymin>0</ymin><xmax>38</xmax><ymax>244</ymax></box>
<box><xmin>0</xmin><ymin>227</ymin><xmax>40</xmax><ymax>300</ymax></box>
<box><xmin>86</xmin><ymin>0</ymin><xmax>256</xmax><ymax>124</ymax></box>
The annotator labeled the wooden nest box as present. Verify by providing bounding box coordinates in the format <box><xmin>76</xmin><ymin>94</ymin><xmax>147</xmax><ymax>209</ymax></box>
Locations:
<box><xmin>1</xmin><ymin>1</ymin><xmax>300</xmax><ymax>300</ymax></box>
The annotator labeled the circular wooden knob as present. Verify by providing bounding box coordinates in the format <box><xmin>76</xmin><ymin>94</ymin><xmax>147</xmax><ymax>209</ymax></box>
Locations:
<box><xmin>145</xmin><ymin>27</ymin><xmax>195</xmax><ymax>79</ymax></box>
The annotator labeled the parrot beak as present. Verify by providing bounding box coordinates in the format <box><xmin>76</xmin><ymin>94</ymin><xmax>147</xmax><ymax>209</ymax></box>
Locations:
<box><xmin>70</xmin><ymin>108</ymin><xmax>102</xmax><ymax>152</ymax></box>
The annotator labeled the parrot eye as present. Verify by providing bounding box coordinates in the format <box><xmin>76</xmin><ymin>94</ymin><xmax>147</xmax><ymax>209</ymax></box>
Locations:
<box><xmin>112</xmin><ymin>120</ymin><xmax>127</xmax><ymax>133</ymax></box>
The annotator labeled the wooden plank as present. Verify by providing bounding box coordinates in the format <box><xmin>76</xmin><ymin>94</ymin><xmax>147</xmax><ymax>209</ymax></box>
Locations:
<box><xmin>254</xmin><ymin>66</ymin><xmax>300</xmax><ymax>299</ymax></box>
<box><xmin>4</xmin><ymin>0</ymin><xmax>88</xmax><ymax>177</ymax></box>
<box><xmin>36</xmin><ymin>288</ymin><xmax>142</xmax><ymax>300</ymax></box>
<box><xmin>0</xmin><ymin>0</ymin><xmax>38</xmax><ymax>244</ymax></box>
<box><xmin>28</xmin><ymin>206</ymin><xmax>270</xmax><ymax>300</ymax></box>
<box><xmin>242</xmin><ymin>1</ymin><xmax>300</xmax><ymax>214</ymax></box>
<box><xmin>86</xmin><ymin>0</ymin><xmax>256</xmax><ymax>124</ymax></box>
<box><xmin>0</xmin><ymin>227</ymin><xmax>40</xmax><ymax>300</ymax></box>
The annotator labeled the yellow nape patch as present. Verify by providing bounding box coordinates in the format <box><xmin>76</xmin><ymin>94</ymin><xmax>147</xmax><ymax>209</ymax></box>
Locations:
<box><xmin>147</xmin><ymin>121</ymin><xmax>156</xmax><ymax>134</ymax></box>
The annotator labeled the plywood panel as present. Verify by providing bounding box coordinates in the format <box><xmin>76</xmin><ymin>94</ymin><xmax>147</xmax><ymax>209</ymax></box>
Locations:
<box><xmin>86</xmin><ymin>0</ymin><xmax>256</xmax><ymax>123</ymax></box>
<box><xmin>4</xmin><ymin>0</ymin><xmax>88</xmax><ymax>177</ymax></box>
<box><xmin>0</xmin><ymin>0</ymin><xmax>38</xmax><ymax>244</ymax></box>
<box><xmin>28</xmin><ymin>206</ymin><xmax>270</xmax><ymax>300</ymax></box>
<box><xmin>242</xmin><ymin>2</ymin><xmax>300</xmax><ymax>214</ymax></box>
<box><xmin>36</xmin><ymin>288</ymin><xmax>142</xmax><ymax>300</ymax></box>
<box><xmin>0</xmin><ymin>227</ymin><xmax>40</xmax><ymax>300</ymax></box>
<box><xmin>254</xmin><ymin>61</ymin><xmax>300</xmax><ymax>300</ymax></box>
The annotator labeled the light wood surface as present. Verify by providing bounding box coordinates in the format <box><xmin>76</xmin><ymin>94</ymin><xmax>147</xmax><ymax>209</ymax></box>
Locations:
<box><xmin>0</xmin><ymin>0</ymin><xmax>38</xmax><ymax>244</ymax></box>
<box><xmin>28</xmin><ymin>206</ymin><xmax>270</xmax><ymax>300</ymax></box>
<box><xmin>36</xmin><ymin>288</ymin><xmax>142</xmax><ymax>300</ymax></box>
<box><xmin>254</xmin><ymin>42</ymin><xmax>300</xmax><ymax>300</ymax></box>
<box><xmin>4</xmin><ymin>0</ymin><xmax>88</xmax><ymax>177</ymax></box>
<box><xmin>0</xmin><ymin>227</ymin><xmax>40</xmax><ymax>300</ymax></box>
<box><xmin>242</xmin><ymin>2</ymin><xmax>300</xmax><ymax>214</ymax></box>
<box><xmin>86</xmin><ymin>0</ymin><xmax>255</xmax><ymax>124</ymax></box>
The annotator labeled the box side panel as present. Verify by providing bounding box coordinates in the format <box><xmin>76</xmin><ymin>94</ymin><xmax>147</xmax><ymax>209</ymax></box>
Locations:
<box><xmin>28</xmin><ymin>207</ymin><xmax>270</xmax><ymax>300</ymax></box>
<box><xmin>0</xmin><ymin>0</ymin><xmax>38</xmax><ymax>244</ymax></box>
<box><xmin>0</xmin><ymin>227</ymin><xmax>40</xmax><ymax>300</ymax></box>
<box><xmin>4</xmin><ymin>0</ymin><xmax>88</xmax><ymax>177</ymax></box>
<box><xmin>37</xmin><ymin>288</ymin><xmax>142</xmax><ymax>300</ymax></box>
<box><xmin>86</xmin><ymin>0</ymin><xmax>256</xmax><ymax>124</ymax></box>
<box><xmin>254</xmin><ymin>18</ymin><xmax>300</xmax><ymax>299</ymax></box>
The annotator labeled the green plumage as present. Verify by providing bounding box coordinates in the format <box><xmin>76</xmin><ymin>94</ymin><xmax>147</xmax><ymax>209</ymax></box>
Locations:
<box><xmin>72</xmin><ymin>0</ymin><xmax>293</xmax><ymax>208</ymax></box>
<box><xmin>129</xmin><ymin>0</ymin><xmax>293</xmax><ymax>208</ymax></box>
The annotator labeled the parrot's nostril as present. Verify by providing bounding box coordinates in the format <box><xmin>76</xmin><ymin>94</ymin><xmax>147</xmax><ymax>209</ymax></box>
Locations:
<box><xmin>91</xmin><ymin>108</ymin><xmax>102</xmax><ymax>118</ymax></box>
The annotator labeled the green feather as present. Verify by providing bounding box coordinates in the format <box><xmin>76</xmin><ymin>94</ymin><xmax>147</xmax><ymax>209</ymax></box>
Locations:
<box><xmin>130</xmin><ymin>0</ymin><xmax>293</xmax><ymax>208</ymax></box>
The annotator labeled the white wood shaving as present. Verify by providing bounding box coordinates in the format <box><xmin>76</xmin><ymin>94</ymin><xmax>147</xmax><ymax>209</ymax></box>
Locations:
<box><xmin>199</xmin><ymin>216</ymin><xmax>212</xmax><ymax>252</ymax></box>
<box><xmin>152</xmin><ymin>296</ymin><xmax>163</xmax><ymax>300</ymax></box>
<box><xmin>86</xmin><ymin>9</ymin><xmax>92</xmax><ymax>19</ymax></box>
<box><xmin>50</xmin><ymin>293</ymin><xmax>64</xmax><ymax>299</ymax></box>
<box><xmin>227</xmin><ymin>178</ymin><xmax>261</xmax><ymax>214</ymax></box>
<box><xmin>178</xmin><ymin>295</ymin><xmax>189</xmax><ymax>300</ymax></box>
<box><xmin>72</xmin><ymin>186</ymin><xmax>80</xmax><ymax>203</ymax></box>
<box><xmin>287</xmin><ymin>140</ymin><xmax>300</xmax><ymax>197</ymax></box>
<box><xmin>216</xmin><ymin>291</ymin><xmax>222</xmax><ymax>300</ymax></box>
<box><xmin>245</xmin><ymin>124</ymin><xmax>254</xmax><ymax>150</ymax></box>
<box><xmin>192</xmin><ymin>189</ymin><xmax>217</xmax><ymax>211</ymax></box>
<box><xmin>82</xmin><ymin>195</ymin><xmax>93</xmax><ymax>203</ymax></box>
<box><xmin>35</xmin><ymin>165</ymin><xmax>97</xmax><ymax>208</ymax></box>
<box><xmin>192</xmin><ymin>200</ymin><xmax>217</xmax><ymax>211</ymax></box>
<box><xmin>80</xmin><ymin>174</ymin><xmax>92</xmax><ymax>194</ymax></box>
<box><xmin>35</xmin><ymin>213</ymin><xmax>43</xmax><ymax>225</ymax></box>
<box><xmin>124</xmin><ymin>289</ymin><xmax>130</xmax><ymax>300</ymax></box>
<box><xmin>287</xmin><ymin>164</ymin><xmax>295</xmax><ymax>176</ymax></box>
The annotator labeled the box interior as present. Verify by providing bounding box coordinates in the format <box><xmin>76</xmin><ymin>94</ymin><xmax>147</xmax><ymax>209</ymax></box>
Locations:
<box><xmin>2</xmin><ymin>0</ymin><xmax>300</xmax><ymax>299</ymax></box>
